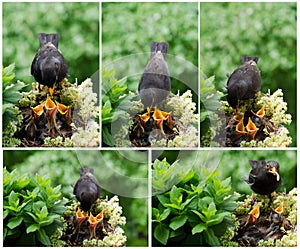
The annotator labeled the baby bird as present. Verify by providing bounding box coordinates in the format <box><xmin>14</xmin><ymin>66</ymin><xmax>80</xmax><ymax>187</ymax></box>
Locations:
<box><xmin>227</xmin><ymin>56</ymin><xmax>261</xmax><ymax>110</ymax></box>
<box><xmin>31</xmin><ymin>33</ymin><xmax>68</xmax><ymax>96</ymax></box>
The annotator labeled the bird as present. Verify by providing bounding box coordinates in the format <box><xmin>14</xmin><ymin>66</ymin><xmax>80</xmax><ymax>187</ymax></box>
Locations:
<box><xmin>138</xmin><ymin>42</ymin><xmax>171</xmax><ymax>132</ymax></box>
<box><xmin>138</xmin><ymin>42</ymin><xmax>171</xmax><ymax>109</ymax></box>
<box><xmin>226</xmin><ymin>56</ymin><xmax>261</xmax><ymax>110</ymax></box>
<box><xmin>244</xmin><ymin>160</ymin><xmax>282</xmax><ymax>195</ymax></box>
<box><xmin>31</xmin><ymin>33</ymin><xmax>68</xmax><ymax>96</ymax></box>
<box><xmin>73</xmin><ymin>168</ymin><xmax>101</xmax><ymax>211</ymax></box>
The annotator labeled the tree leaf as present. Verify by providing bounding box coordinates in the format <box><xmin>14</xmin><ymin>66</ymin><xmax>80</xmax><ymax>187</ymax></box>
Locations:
<box><xmin>37</xmin><ymin>228</ymin><xmax>51</xmax><ymax>246</ymax></box>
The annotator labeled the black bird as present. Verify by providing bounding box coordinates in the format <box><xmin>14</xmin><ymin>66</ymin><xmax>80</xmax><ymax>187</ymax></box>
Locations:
<box><xmin>226</xmin><ymin>56</ymin><xmax>261</xmax><ymax>109</ymax></box>
<box><xmin>31</xmin><ymin>33</ymin><xmax>68</xmax><ymax>96</ymax></box>
<box><xmin>244</xmin><ymin>160</ymin><xmax>282</xmax><ymax>195</ymax></box>
<box><xmin>73</xmin><ymin>168</ymin><xmax>101</xmax><ymax>211</ymax></box>
<box><xmin>138</xmin><ymin>42</ymin><xmax>171</xmax><ymax>108</ymax></box>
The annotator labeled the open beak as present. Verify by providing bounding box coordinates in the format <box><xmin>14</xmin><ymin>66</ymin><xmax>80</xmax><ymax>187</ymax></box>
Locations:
<box><xmin>274</xmin><ymin>202</ymin><xmax>284</xmax><ymax>215</ymax></box>
<box><xmin>254</xmin><ymin>106</ymin><xmax>265</xmax><ymax>118</ymax></box>
<box><xmin>246</xmin><ymin>117</ymin><xmax>259</xmax><ymax>140</ymax></box>
<box><xmin>56</xmin><ymin>101</ymin><xmax>70</xmax><ymax>115</ymax></box>
<box><xmin>138</xmin><ymin>107</ymin><xmax>151</xmax><ymax>125</ymax></box>
<box><xmin>246</xmin><ymin>203</ymin><xmax>260</xmax><ymax>225</ymax></box>
<box><xmin>73</xmin><ymin>207</ymin><xmax>88</xmax><ymax>234</ymax></box>
<box><xmin>88</xmin><ymin>211</ymin><xmax>103</xmax><ymax>240</ymax></box>
<box><xmin>153</xmin><ymin>108</ymin><xmax>169</xmax><ymax>131</ymax></box>
<box><xmin>31</xmin><ymin>103</ymin><xmax>44</xmax><ymax>119</ymax></box>
<box><xmin>235</xmin><ymin>118</ymin><xmax>246</xmax><ymax>135</ymax></box>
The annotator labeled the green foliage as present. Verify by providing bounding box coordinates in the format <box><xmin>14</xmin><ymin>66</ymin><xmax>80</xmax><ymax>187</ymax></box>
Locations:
<box><xmin>3</xmin><ymin>167</ymin><xmax>67</xmax><ymax>246</ymax></box>
<box><xmin>200</xmin><ymin>2</ymin><xmax>296</xmax><ymax>145</ymax></box>
<box><xmin>152</xmin><ymin>159</ymin><xmax>238</xmax><ymax>246</ymax></box>
<box><xmin>3</xmin><ymin>2</ymin><xmax>99</xmax><ymax>84</ymax></box>
<box><xmin>200</xmin><ymin>68</ymin><xmax>223</xmax><ymax>146</ymax></box>
<box><xmin>102</xmin><ymin>68</ymin><xmax>135</xmax><ymax>146</ymax></box>
<box><xmin>2</xmin><ymin>64</ymin><xmax>26</xmax><ymax>129</ymax></box>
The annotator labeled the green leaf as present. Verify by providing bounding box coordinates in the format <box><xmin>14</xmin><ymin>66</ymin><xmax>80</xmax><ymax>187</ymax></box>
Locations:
<box><xmin>37</xmin><ymin>228</ymin><xmax>51</xmax><ymax>246</ymax></box>
<box><xmin>7</xmin><ymin>216</ymin><xmax>23</xmax><ymax>229</ymax></box>
<box><xmin>160</xmin><ymin>208</ymin><xmax>171</xmax><ymax>221</ymax></box>
<box><xmin>192</xmin><ymin>223</ymin><xmax>207</xmax><ymax>235</ymax></box>
<box><xmin>26</xmin><ymin>224</ymin><xmax>39</xmax><ymax>233</ymax></box>
<box><xmin>169</xmin><ymin>215</ymin><xmax>187</xmax><ymax>230</ymax></box>
<box><xmin>204</xmin><ymin>228</ymin><xmax>220</xmax><ymax>246</ymax></box>
<box><xmin>154</xmin><ymin>223</ymin><xmax>170</xmax><ymax>245</ymax></box>
<box><xmin>170</xmin><ymin>185</ymin><xmax>182</xmax><ymax>205</ymax></box>
<box><xmin>102</xmin><ymin>126</ymin><xmax>114</xmax><ymax>146</ymax></box>
<box><xmin>8</xmin><ymin>191</ymin><xmax>19</xmax><ymax>208</ymax></box>
<box><xmin>157</xmin><ymin>194</ymin><xmax>169</xmax><ymax>206</ymax></box>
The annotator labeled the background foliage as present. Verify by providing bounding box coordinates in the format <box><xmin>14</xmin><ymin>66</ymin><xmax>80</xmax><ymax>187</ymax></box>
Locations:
<box><xmin>102</xmin><ymin>2</ymin><xmax>198</xmax><ymax>104</ymax></box>
<box><xmin>3</xmin><ymin>2</ymin><xmax>99</xmax><ymax>85</ymax></box>
<box><xmin>200</xmin><ymin>2</ymin><xmax>296</xmax><ymax>146</ymax></box>
<box><xmin>4</xmin><ymin>150</ymin><xmax>148</xmax><ymax>246</ymax></box>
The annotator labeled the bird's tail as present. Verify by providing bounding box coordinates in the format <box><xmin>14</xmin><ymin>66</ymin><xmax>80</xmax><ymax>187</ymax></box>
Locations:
<box><xmin>241</xmin><ymin>56</ymin><xmax>259</xmax><ymax>64</ymax></box>
<box><xmin>150</xmin><ymin>42</ymin><xmax>168</xmax><ymax>59</ymax></box>
<box><xmin>38</xmin><ymin>33</ymin><xmax>60</xmax><ymax>48</ymax></box>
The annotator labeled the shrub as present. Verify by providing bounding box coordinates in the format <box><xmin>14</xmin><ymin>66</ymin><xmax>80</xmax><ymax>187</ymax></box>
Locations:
<box><xmin>3</xmin><ymin>167</ymin><xmax>67</xmax><ymax>246</ymax></box>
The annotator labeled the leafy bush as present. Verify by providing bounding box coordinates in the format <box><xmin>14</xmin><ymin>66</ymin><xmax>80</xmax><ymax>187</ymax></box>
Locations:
<box><xmin>2</xmin><ymin>64</ymin><xmax>26</xmax><ymax>146</ymax></box>
<box><xmin>152</xmin><ymin>159</ymin><xmax>238</xmax><ymax>246</ymax></box>
<box><xmin>3</xmin><ymin>167</ymin><xmax>67</xmax><ymax>246</ymax></box>
<box><xmin>200</xmin><ymin>2</ymin><xmax>296</xmax><ymax>145</ymax></box>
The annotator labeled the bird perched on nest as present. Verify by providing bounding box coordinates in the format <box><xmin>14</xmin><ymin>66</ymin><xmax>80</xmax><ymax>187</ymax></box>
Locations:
<box><xmin>138</xmin><ymin>41</ymin><xmax>171</xmax><ymax>108</ymax></box>
<box><xmin>244</xmin><ymin>160</ymin><xmax>282</xmax><ymax>195</ymax></box>
<box><xmin>226</xmin><ymin>56</ymin><xmax>261</xmax><ymax>110</ymax></box>
<box><xmin>73</xmin><ymin>168</ymin><xmax>101</xmax><ymax>211</ymax></box>
<box><xmin>31</xmin><ymin>33</ymin><xmax>68</xmax><ymax>96</ymax></box>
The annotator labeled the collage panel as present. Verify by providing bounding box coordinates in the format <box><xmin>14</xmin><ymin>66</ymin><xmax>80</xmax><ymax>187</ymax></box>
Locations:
<box><xmin>151</xmin><ymin>149</ymin><xmax>296</xmax><ymax>246</ymax></box>
<box><xmin>200</xmin><ymin>2</ymin><xmax>296</xmax><ymax>147</ymax></box>
<box><xmin>3</xmin><ymin>150</ymin><xmax>148</xmax><ymax>246</ymax></box>
<box><xmin>102</xmin><ymin>2</ymin><xmax>199</xmax><ymax>148</ymax></box>
<box><xmin>2</xmin><ymin>2</ymin><xmax>100</xmax><ymax>147</ymax></box>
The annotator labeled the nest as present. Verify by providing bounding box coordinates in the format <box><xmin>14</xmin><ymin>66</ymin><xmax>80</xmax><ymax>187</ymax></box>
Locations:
<box><xmin>129</xmin><ymin>109</ymin><xmax>180</xmax><ymax>147</ymax></box>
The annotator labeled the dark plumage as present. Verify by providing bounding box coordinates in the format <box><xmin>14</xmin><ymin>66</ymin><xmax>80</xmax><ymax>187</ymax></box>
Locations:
<box><xmin>31</xmin><ymin>33</ymin><xmax>68</xmax><ymax>95</ymax></box>
<box><xmin>227</xmin><ymin>56</ymin><xmax>261</xmax><ymax>109</ymax></box>
<box><xmin>138</xmin><ymin>42</ymin><xmax>171</xmax><ymax>108</ymax></box>
<box><xmin>73</xmin><ymin>168</ymin><xmax>100</xmax><ymax>211</ymax></box>
<box><xmin>244</xmin><ymin>160</ymin><xmax>282</xmax><ymax>195</ymax></box>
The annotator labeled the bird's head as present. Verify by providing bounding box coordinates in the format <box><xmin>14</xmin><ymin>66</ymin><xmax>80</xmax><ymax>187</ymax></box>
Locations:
<box><xmin>266</xmin><ymin>160</ymin><xmax>280</xmax><ymax>181</ymax></box>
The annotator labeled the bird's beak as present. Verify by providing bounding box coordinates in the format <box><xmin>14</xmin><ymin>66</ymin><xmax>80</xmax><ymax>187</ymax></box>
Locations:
<box><xmin>45</xmin><ymin>96</ymin><xmax>57</xmax><ymax>113</ymax></box>
<box><xmin>76</xmin><ymin>208</ymin><xmax>88</xmax><ymax>225</ymax></box>
<box><xmin>56</xmin><ymin>101</ymin><xmax>70</xmax><ymax>115</ymax></box>
<box><xmin>235</xmin><ymin>118</ymin><xmax>246</xmax><ymax>135</ymax></box>
<box><xmin>246</xmin><ymin>117</ymin><xmax>259</xmax><ymax>140</ymax></box>
<box><xmin>269</xmin><ymin>166</ymin><xmax>280</xmax><ymax>181</ymax></box>
<box><xmin>247</xmin><ymin>203</ymin><xmax>260</xmax><ymax>225</ymax></box>
<box><xmin>153</xmin><ymin>108</ymin><xmax>170</xmax><ymax>130</ymax></box>
<box><xmin>138</xmin><ymin>107</ymin><xmax>151</xmax><ymax>125</ymax></box>
<box><xmin>274</xmin><ymin>202</ymin><xmax>284</xmax><ymax>214</ymax></box>
<box><xmin>31</xmin><ymin>103</ymin><xmax>44</xmax><ymax>118</ymax></box>
<box><xmin>88</xmin><ymin>212</ymin><xmax>101</xmax><ymax>239</ymax></box>
<box><xmin>255</xmin><ymin>106</ymin><xmax>265</xmax><ymax>118</ymax></box>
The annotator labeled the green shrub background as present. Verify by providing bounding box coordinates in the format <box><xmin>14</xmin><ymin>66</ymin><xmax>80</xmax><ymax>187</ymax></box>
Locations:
<box><xmin>4</xmin><ymin>150</ymin><xmax>148</xmax><ymax>246</ymax></box>
<box><xmin>3</xmin><ymin>2</ymin><xmax>99</xmax><ymax>85</ymax></box>
<box><xmin>200</xmin><ymin>2</ymin><xmax>296</xmax><ymax>146</ymax></box>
